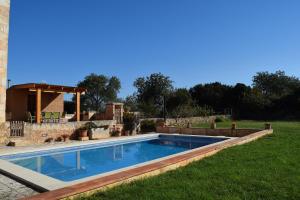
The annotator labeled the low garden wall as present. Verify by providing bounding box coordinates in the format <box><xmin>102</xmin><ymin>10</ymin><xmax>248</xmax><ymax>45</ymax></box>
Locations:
<box><xmin>156</xmin><ymin>126</ymin><xmax>263</xmax><ymax>137</ymax></box>
<box><xmin>166</xmin><ymin>116</ymin><xmax>227</xmax><ymax>126</ymax></box>
<box><xmin>141</xmin><ymin>115</ymin><xmax>228</xmax><ymax>126</ymax></box>
<box><xmin>0</xmin><ymin>120</ymin><xmax>118</xmax><ymax>146</ymax></box>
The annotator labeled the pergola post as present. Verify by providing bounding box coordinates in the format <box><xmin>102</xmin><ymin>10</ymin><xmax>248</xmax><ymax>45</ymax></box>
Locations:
<box><xmin>36</xmin><ymin>88</ymin><xmax>42</xmax><ymax>124</ymax></box>
<box><xmin>76</xmin><ymin>92</ymin><xmax>80</xmax><ymax>121</ymax></box>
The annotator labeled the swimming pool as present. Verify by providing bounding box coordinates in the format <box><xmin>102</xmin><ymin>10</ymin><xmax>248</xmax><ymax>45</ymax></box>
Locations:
<box><xmin>1</xmin><ymin>134</ymin><xmax>228</xmax><ymax>182</ymax></box>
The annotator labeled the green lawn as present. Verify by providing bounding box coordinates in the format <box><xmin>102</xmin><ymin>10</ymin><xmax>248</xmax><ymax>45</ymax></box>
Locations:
<box><xmin>79</xmin><ymin>121</ymin><xmax>300</xmax><ymax>200</ymax></box>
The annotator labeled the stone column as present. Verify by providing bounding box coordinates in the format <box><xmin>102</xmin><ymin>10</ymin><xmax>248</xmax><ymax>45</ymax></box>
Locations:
<box><xmin>0</xmin><ymin>0</ymin><xmax>10</xmax><ymax>123</ymax></box>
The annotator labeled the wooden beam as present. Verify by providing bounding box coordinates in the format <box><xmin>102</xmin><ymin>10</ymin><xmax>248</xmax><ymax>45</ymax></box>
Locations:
<box><xmin>11</xmin><ymin>83</ymin><xmax>86</xmax><ymax>94</ymax></box>
<box><xmin>76</xmin><ymin>92</ymin><xmax>80</xmax><ymax>122</ymax></box>
<box><xmin>36</xmin><ymin>88</ymin><xmax>42</xmax><ymax>124</ymax></box>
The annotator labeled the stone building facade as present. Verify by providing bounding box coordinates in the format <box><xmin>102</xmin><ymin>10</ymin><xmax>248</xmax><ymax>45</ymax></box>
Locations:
<box><xmin>0</xmin><ymin>0</ymin><xmax>10</xmax><ymax>123</ymax></box>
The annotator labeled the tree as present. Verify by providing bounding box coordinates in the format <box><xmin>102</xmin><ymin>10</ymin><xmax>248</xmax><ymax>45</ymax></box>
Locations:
<box><xmin>64</xmin><ymin>100</ymin><xmax>75</xmax><ymax>114</ymax></box>
<box><xmin>228</xmin><ymin>83</ymin><xmax>252</xmax><ymax>118</ymax></box>
<box><xmin>134</xmin><ymin>73</ymin><xmax>173</xmax><ymax>117</ymax></box>
<box><xmin>235</xmin><ymin>88</ymin><xmax>268</xmax><ymax>119</ymax></box>
<box><xmin>166</xmin><ymin>88</ymin><xmax>193</xmax><ymax>118</ymax></box>
<box><xmin>229</xmin><ymin>83</ymin><xmax>251</xmax><ymax>105</ymax></box>
<box><xmin>271</xmin><ymin>88</ymin><xmax>300</xmax><ymax>119</ymax></box>
<box><xmin>76</xmin><ymin>73</ymin><xmax>121</xmax><ymax>112</ymax></box>
<box><xmin>189</xmin><ymin>82</ymin><xmax>232</xmax><ymax>112</ymax></box>
<box><xmin>123</xmin><ymin>94</ymin><xmax>139</xmax><ymax>112</ymax></box>
<box><xmin>253</xmin><ymin>70</ymin><xmax>300</xmax><ymax>99</ymax></box>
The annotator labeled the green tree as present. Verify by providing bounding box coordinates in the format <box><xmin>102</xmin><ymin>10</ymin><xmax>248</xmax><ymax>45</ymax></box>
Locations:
<box><xmin>134</xmin><ymin>73</ymin><xmax>173</xmax><ymax>117</ymax></box>
<box><xmin>76</xmin><ymin>73</ymin><xmax>121</xmax><ymax>112</ymax></box>
<box><xmin>123</xmin><ymin>94</ymin><xmax>139</xmax><ymax>112</ymax></box>
<box><xmin>253</xmin><ymin>70</ymin><xmax>300</xmax><ymax>99</ymax></box>
<box><xmin>272</xmin><ymin>88</ymin><xmax>300</xmax><ymax>119</ymax></box>
<box><xmin>189</xmin><ymin>82</ymin><xmax>232</xmax><ymax>112</ymax></box>
<box><xmin>166</xmin><ymin>88</ymin><xmax>193</xmax><ymax>118</ymax></box>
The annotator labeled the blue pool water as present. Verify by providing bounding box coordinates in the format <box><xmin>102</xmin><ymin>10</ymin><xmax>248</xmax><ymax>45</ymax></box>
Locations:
<box><xmin>2</xmin><ymin>135</ymin><xmax>228</xmax><ymax>182</ymax></box>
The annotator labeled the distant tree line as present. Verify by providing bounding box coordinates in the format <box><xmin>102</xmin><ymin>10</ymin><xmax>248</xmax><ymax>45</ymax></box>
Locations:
<box><xmin>125</xmin><ymin>71</ymin><xmax>300</xmax><ymax>120</ymax></box>
<box><xmin>73</xmin><ymin>71</ymin><xmax>300</xmax><ymax>120</ymax></box>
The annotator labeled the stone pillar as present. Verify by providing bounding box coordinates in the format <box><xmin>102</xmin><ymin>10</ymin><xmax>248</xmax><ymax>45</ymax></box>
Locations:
<box><xmin>265</xmin><ymin>123</ymin><xmax>272</xmax><ymax>130</ymax></box>
<box><xmin>0</xmin><ymin>0</ymin><xmax>10</xmax><ymax>123</ymax></box>
<box><xmin>231</xmin><ymin>122</ymin><xmax>237</xmax><ymax>130</ymax></box>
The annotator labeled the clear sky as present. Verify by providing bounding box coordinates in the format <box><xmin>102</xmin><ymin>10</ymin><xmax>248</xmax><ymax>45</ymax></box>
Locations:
<box><xmin>7</xmin><ymin>0</ymin><xmax>300</xmax><ymax>98</ymax></box>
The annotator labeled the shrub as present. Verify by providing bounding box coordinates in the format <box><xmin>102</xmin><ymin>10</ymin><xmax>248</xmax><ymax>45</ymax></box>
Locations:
<box><xmin>215</xmin><ymin>116</ymin><xmax>230</xmax><ymax>123</ymax></box>
<box><xmin>45</xmin><ymin>138</ymin><xmax>54</xmax><ymax>143</ymax></box>
<box><xmin>194</xmin><ymin>105</ymin><xmax>214</xmax><ymax>116</ymax></box>
<box><xmin>82</xmin><ymin>122</ymin><xmax>98</xmax><ymax>135</ymax></box>
<box><xmin>215</xmin><ymin>117</ymin><xmax>224</xmax><ymax>122</ymax></box>
<box><xmin>55</xmin><ymin>136</ymin><xmax>63</xmax><ymax>142</ymax></box>
<box><xmin>110</xmin><ymin>130</ymin><xmax>121</xmax><ymax>137</ymax></box>
<box><xmin>156</xmin><ymin>119</ymin><xmax>165</xmax><ymax>127</ymax></box>
<box><xmin>123</xmin><ymin>113</ymin><xmax>136</xmax><ymax>134</ymax></box>
<box><xmin>62</xmin><ymin>134</ymin><xmax>70</xmax><ymax>142</ymax></box>
<box><xmin>140</xmin><ymin>120</ymin><xmax>156</xmax><ymax>133</ymax></box>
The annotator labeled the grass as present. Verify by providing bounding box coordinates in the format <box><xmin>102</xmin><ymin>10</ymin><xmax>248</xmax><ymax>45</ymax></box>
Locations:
<box><xmin>78</xmin><ymin>121</ymin><xmax>300</xmax><ymax>200</ymax></box>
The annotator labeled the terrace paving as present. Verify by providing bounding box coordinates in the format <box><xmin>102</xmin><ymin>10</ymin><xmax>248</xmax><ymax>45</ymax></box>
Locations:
<box><xmin>0</xmin><ymin>173</ymin><xmax>38</xmax><ymax>200</ymax></box>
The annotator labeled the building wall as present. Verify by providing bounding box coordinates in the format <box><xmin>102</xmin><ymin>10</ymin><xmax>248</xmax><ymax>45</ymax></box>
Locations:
<box><xmin>0</xmin><ymin>0</ymin><xmax>10</xmax><ymax>123</ymax></box>
<box><xmin>41</xmin><ymin>93</ymin><xmax>64</xmax><ymax>113</ymax></box>
<box><xmin>105</xmin><ymin>104</ymin><xmax>114</xmax><ymax>120</ymax></box>
<box><xmin>6</xmin><ymin>89</ymin><xmax>28</xmax><ymax>121</ymax></box>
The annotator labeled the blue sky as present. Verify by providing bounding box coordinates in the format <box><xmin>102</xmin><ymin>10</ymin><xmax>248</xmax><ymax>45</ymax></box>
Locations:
<box><xmin>8</xmin><ymin>0</ymin><xmax>300</xmax><ymax>98</ymax></box>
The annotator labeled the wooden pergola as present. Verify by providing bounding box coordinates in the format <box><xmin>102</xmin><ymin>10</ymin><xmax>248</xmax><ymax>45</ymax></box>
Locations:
<box><xmin>10</xmin><ymin>83</ymin><xmax>86</xmax><ymax>124</ymax></box>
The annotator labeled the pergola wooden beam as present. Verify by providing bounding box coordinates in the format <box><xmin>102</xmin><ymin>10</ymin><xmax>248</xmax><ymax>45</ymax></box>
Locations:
<box><xmin>36</xmin><ymin>88</ymin><xmax>42</xmax><ymax>124</ymax></box>
<box><xmin>10</xmin><ymin>83</ymin><xmax>86</xmax><ymax>94</ymax></box>
<box><xmin>76</xmin><ymin>92</ymin><xmax>81</xmax><ymax>122</ymax></box>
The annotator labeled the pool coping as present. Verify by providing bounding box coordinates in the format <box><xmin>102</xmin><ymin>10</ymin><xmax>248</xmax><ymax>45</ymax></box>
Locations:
<box><xmin>0</xmin><ymin>134</ymin><xmax>159</xmax><ymax>157</ymax></box>
<box><xmin>13</xmin><ymin>129</ymin><xmax>272</xmax><ymax>199</ymax></box>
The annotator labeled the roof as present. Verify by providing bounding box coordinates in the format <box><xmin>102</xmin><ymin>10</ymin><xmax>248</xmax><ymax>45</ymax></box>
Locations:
<box><xmin>9</xmin><ymin>83</ymin><xmax>86</xmax><ymax>94</ymax></box>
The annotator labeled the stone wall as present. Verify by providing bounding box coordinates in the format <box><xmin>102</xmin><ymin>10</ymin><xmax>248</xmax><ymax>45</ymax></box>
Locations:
<box><xmin>156</xmin><ymin>126</ymin><xmax>262</xmax><ymax>137</ymax></box>
<box><xmin>0</xmin><ymin>120</ymin><xmax>118</xmax><ymax>145</ymax></box>
<box><xmin>0</xmin><ymin>122</ymin><xmax>9</xmax><ymax>144</ymax></box>
<box><xmin>141</xmin><ymin>116</ymin><xmax>228</xmax><ymax>126</ymax></box>
<box><xmin>166</xmin><ymin>116</ymin><xmax>227</xmax><ymax>126</ymax></box>
<box><xmin>0</xmin><ymin>0</ymin><xmax>10</xmax><ymax>122</ymax></box>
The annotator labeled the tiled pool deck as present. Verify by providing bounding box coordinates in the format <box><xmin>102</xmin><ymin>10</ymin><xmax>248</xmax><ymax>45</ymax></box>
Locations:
<box><xmin>0</xmin><ymin>173</ymin><xmax>38</xmax><ymax>200</ymax></box>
